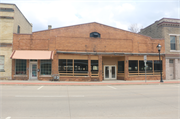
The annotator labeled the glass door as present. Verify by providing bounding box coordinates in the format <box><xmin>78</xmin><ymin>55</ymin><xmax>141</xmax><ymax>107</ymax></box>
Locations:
<box><xmin>30</xmin><ymin>63</ymin><xmax>37</xmax><ymax>80</ymax></box>
<box><xmin>104</xmin><ymin>65</ymin><xmax>116</xmax><ymax>80</ymax></box>
<box><xmin>105</xmin><ymin>66</ymin><xmax>110</xmax><ymax>79</ymax></box>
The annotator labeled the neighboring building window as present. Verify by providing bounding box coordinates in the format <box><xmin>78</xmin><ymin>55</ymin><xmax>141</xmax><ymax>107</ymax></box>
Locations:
<box><xmin>90</xmin><ymin>32</ymin><xmax>101</xmax><ymax>38</ymax></box>
<box><xmin>169</xmin><ymin>59</ymin><xmax>173</xmax><ymax>63</ymax></box>
<box><xmin>129</xmin><ymin>60</ymin><xmax>138</xmax><ymax>73</ymax></box>
<box><xmin>170</xmin><ymin>36</ymin><xmax>176</xmax><ymax>50</ymax></box>
<box><xmin>15</xmin><ymin>59</ymin><xmax>26</xmax><ymax>75</ymax></box>
<box><xmin>118</xmin><ymin>61</ymin><xmax>124</xmax><ymax>73</ymax></box>
<box><xmin>154</xmin><ymin>60</ymin><xmax>162</xmax><ymax>72</ymax></box>
<box><xmin>0</xmin><ymin>56</ymin><xmax>5</xmax><ymax>71</ymax></box>
<box><xmin>0</xmin><ymin>8</ymin><xmax>14</xmax><ymax>12</ymax></box>
<box><xmin>74</xmin><ymin>60</ymin><xmax>88</xmax><ymax>74</ymax></box>
<box><xmin>40</xmin><ymin>60</ymin><xmax>51</xmax><ymax>75</ymax></box>
<box><xmin>179</xmin><ymin>36</ymin><xmax>180</xmax><ymax>50</ymax></box>
<box><xmin>91</xmin><ymin>60</ymin><xmax>98</xmax><ymax>75</ymax></box>
<box><xmin>17</xmin><ymin>25</ymin><xmax>20</xmax><ymax>34</ymax></box>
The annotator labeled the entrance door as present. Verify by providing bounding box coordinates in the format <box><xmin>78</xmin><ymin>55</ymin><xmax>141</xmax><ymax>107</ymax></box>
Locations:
<box><xmin>104</xmin><ymin>65</ymin><xmax>116</xmax><ymax>80</ymax></box>
<box><xmin>29</xmin><ymin>63</ymin><xmax>37</xmax><ymax>80</ymax></box>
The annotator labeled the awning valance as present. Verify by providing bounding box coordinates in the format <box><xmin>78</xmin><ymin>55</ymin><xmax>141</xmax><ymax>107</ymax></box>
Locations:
<box><xmin>10</xmin><ymin>50</ymin><xmax>54</xmax><ymax>60</ymax></box>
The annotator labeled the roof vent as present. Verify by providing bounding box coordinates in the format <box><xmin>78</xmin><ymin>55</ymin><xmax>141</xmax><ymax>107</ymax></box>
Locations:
<box><xmin>48</xmin><ymin>25</ymin><xmax>52</xmax><ymax>29</ymax></box>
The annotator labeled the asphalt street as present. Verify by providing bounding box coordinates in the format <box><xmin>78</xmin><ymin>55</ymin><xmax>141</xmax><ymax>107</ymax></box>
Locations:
<box><xmin>0</xmin><ymin>84</ymin><xmax>179</xmax><ymax>119</ymax></box>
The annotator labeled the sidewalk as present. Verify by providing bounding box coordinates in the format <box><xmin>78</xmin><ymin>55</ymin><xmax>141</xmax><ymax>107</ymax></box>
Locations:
<box><xmin>0</xmin><ymin>79</ymin><xmax>180</xmax><ymax>86</ymax></box>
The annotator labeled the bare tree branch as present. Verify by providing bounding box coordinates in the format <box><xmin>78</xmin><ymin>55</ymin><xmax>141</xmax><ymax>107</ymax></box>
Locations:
<box><xmin>128</xmin><ymin>24</ymin><xmax>143</xmax><ymax>33</ymax></box>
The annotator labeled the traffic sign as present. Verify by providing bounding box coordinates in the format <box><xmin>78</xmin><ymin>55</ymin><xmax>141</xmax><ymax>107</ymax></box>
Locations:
<box><xmin>144</xmin><ymin>55</ymin><xmax>147</xmax><ymax>62</ymax></box>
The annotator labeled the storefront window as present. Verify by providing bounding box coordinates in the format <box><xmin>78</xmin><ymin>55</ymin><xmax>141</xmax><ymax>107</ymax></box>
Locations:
<box><xmin>146</xmin><ymin>60</ymin><xmax>153</xmax><ymax>73</ymax></box>
<box><xmin>59</xmin><ymin>59</ymin><xmax>73</xmax><ymax>73</ymax></box>
<box><xmin>74</xmin><ymin>60</ymin><xmax>88</xmax><ymax>74</ymax></box>
<box><xmin>118</xmin><ymin>61</ymin><xmax>124</xmax><ymax>73</ymax></box>
<box><xmin>154</xmin><ymin>60</ymin><xmax>162</xmax><ymax>72</ymax></box>
<box><xmin>15</xmin><ymin>59</ymin><xmax>26</xmax><ymax>75</ymax></box>
<box><xmin>139</xmin><ymin>60</ymin><xmax>153</xmax><ymax>74</ymax></box>
<box><xmin>91</xmin><ymin>60</ymin><xmax>98</xmax><ymax>75</ymax></box>
<box><xmin>40</xmin><ymin>60</ymin><xmax>51</xmax><ymax>75</ymax></box>
<box><xmin>59</xmin><ymin>59</ymin><xmax>66</xmax><ymax>73</ymax></box>
<box><xmin>129</xmin><ymin>60</ymin><xmax>138</xmax><ymax>73</ymax></box>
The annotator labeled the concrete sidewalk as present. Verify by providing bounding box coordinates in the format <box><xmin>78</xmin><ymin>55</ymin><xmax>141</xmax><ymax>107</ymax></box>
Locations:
<box><xmin>0</xmin><ymin>79</ymin><xmax>180</xmax><ymax>86</ymax></box>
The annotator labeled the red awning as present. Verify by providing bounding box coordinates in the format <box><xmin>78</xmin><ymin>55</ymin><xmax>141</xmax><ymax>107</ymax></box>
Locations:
<box><xmin>10</xmin><ymin>50</ymin><xmax>54</xmax><ymax>59</ymax></box>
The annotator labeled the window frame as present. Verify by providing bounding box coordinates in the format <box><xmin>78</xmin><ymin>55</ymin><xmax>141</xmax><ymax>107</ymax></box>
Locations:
<box><xmin>15</xmin><ymin>59</ymin><xmax>27</xmax><ymax>75</ymax></box>
<box><xmin>170</xmin><ymin>36</ymin><xmax>176</xmax><ymax>50</ymax></box>
<box><xmin>118</xmin><ymin>61</ymin><xmax>124</xmax><ymax>73</ymax></box>
<box><xmin>0</xmin><ymin>55</ymin><xmax>5</xmax><ymax>72</ymax></box>
<box><xmin>17</xmin><ymin>25</ymin><xmax>20</xmax><ymax>34</ymax></box>
<box><xmin>90</xmin><ymin>32</ymin><xmax>101</xmax><ymax>38</ymax></box>
<box><xmin>40</xmin><ymin>60</ymin><xmax>52</xmax><ymax>75</ymax></box>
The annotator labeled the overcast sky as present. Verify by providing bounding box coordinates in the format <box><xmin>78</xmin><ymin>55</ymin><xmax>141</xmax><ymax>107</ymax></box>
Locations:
<box><xmin>1</xmin><ymin>0</ymin><xmax>180</xmax><ymax>32</ymax></box>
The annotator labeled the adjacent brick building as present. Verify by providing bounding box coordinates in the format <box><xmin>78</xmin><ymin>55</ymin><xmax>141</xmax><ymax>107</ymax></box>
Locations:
<box><xmin>0</xmin><ymin>3</ymin><xmax>32</xmax><ymax>80</ymax></box>
<box><xmin>139</xmin><ymin>18</ymin><xmax>180</xmax><ymax>80</ymax></box>
<box><xmin>11</xmin><ymin>22</ymin><xmax>165</xmax><ymax>81</ymax></box>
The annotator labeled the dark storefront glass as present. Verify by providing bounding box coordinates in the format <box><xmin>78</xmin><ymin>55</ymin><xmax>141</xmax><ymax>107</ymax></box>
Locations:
<box><xmin>74</xmin><ymin>60</ymin><xmax>88</xmax><ymax>74</ymax></box>
<box><xmin>129</xmin><ymin>60</ymin><xmax>138</xmax><ymax>73</ymax></box>
<box><xmin>118</xmin><ymin>61</ymin><xmax>124</xmax><ymax>73</ymax></box>
<box><xmin>154</xmin><ymin>60</ymin><xmax>162</xmax><ymax>72</ymax></box>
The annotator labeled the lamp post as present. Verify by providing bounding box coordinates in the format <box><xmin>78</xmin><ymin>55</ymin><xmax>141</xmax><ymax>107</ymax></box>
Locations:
<box><xmin>156</xmin><ymin>44</ymin><xmax>163</xmax><ymax>82</ymax></box>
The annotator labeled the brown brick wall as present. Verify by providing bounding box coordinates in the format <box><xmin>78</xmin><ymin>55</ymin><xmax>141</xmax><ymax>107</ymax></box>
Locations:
<box><xmin>13</xmin><ymin>23</ymin><xmax>165</xmax><ymax>53</ymax></box>
<box><xmin>12</xmin><ymin>23</ymin><xmax>165</xmax><ymax>81</ymax></box>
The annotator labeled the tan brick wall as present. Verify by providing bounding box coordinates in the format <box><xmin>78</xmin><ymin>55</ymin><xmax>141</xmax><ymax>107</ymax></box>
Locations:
<box><xmin>0</xmin><ymin>3</ymin><xmax>32</xmax><ymax>80</ymax></box>
<box><xmin>0</xmin><ymin>47</ymin><xmax>12</xmax><ymax>79</ymax></box>
<box><xmin>13</xmin><ymin>5</ymin><xmax>32</xmax><ymax>34</ymax></box>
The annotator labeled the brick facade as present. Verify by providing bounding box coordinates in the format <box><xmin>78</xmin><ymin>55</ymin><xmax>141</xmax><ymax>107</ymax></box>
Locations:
<box><xmin>12</xmin><ymin>22</ymin><xmax>165</xmax><ymax>81</ymax></box>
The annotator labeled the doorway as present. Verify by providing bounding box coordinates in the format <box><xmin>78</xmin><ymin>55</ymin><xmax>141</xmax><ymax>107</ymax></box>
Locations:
<box><xmin>29</xmin><ymin>62</ymin><xmax>37</xmax><ymax>80</ymax></box>
<box><xmin>104</xmin><ymin>65</ymin><xmax>116</xmax><ymax>80</ymax></box>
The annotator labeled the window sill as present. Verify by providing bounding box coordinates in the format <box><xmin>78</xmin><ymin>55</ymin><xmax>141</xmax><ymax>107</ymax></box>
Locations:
<box><xmin>14</xmin><ymin>75</ymin><xmax>27</xmax><ymax>77</ymax></box>
<box><xmin>39</xmin><ymin>75</ymin><xmax>52</xmax><ymax>77</ymax></box>
<box><xmin>0</xmin><ymin>69</ymin><xmax>5</xmax><ymax>72</ymax></box>
<box><xmin>170</xmin><ymin>50</ymin><xmax>180</xmax><ymax>52</ymax></box>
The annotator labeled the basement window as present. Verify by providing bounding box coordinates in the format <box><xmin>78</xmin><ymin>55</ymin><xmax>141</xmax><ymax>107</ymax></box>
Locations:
<box><xmin>90</xmin><ymin>32</ymin><xmax>101</xmax><ymax>38</ymax></box>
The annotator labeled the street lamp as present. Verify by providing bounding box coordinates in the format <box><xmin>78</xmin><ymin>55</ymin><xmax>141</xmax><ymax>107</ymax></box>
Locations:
<box><xmin>156</xmin><ymin>44</ymin><xmax>163</xmax><ymax>82</ymax></box>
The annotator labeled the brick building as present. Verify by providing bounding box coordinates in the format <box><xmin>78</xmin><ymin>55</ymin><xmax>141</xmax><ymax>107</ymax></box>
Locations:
<box><xmin>0</xmin><ymin>3</ymin><xmax>32</xmax><ymax>80</ymax></box>
<box><xmin>139</xmin><ymin>18</ymin><xmax>180</xmax><ymax>80</ymax></box>
<box><xmin>11</xmin><ymin>22</ymin><xmax>165</xmax><ymax>81</ymax></box>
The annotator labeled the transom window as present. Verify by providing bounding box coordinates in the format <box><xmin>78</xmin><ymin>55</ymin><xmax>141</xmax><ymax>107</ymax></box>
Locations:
<box><xmin>90</xmin><ymin>32</ymin><xmax>101</xmax><ymax>38</ymax></box>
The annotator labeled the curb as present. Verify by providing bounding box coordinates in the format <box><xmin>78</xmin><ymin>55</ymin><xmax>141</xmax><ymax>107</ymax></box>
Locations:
<box><xmin>0</xmin><ymin>81</ymin><xmax>179</xmax><ymax>86</ymax></box>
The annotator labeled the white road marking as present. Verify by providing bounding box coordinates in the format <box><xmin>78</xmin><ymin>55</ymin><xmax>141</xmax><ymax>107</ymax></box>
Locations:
<box><xmin>165</xmin><ymin>85</ymin><xmax>180</xmax><ymax>87</ymax></box>
<box><xmin>107</xmin><ymin>86</ymin><xmax>117</xmax><ymax>89</ymax></box>
<box><xmin>15</xmin><ymin>95</ymin><xmax>84</xmax><ymax>97</ymax></box>
<box><xmin>37</xmin><ymin>86</ymin><xmax>43</xmax><ymax>90</ymax></box>
<box><xmin>6</xmin><ymin>117</ymin><xmax>11</xmax><ymax>119</ymax></box>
